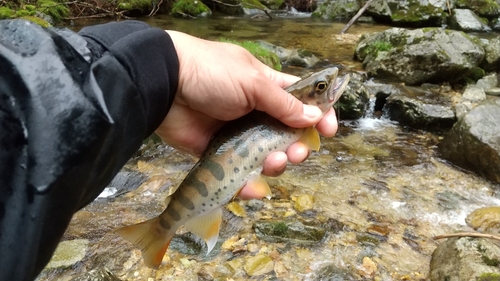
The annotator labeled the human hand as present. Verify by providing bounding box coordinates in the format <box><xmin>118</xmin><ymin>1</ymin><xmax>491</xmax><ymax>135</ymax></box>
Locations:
<box><xmin>155</xmin><ymin>31</ymin><xmax>339</xmax><ymax>196</ymax></box>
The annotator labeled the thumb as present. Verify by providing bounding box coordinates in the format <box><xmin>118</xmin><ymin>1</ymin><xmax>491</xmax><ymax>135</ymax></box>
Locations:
<box><xmin>254</xmin><ymin>69</ymin><xmax>323</xmax><ymax>128</ymax></box>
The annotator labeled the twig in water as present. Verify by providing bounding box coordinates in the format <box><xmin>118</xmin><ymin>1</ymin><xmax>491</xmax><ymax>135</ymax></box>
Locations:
<box><xmin>433</xmin><ymin>232</ymin><xmax>500</xmax><ymax>242</ymax></box>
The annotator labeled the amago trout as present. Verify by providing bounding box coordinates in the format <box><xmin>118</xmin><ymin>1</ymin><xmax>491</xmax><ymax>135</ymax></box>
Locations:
<box><xmin>116</xmin><ymin>67</ymin><xmax>350</xmax><ymax>268</ymax></box>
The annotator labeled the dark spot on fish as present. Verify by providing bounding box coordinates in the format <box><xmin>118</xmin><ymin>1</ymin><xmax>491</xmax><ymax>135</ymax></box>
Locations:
<box><xmin>235</xmin><ymin>142</ymin><xmax>249</xmax><ymax>157</ymax></box>
<box><xmin>159</xmin><ymin>217</ymin><xmax>171</xmax><ymax>230</ymax></box>
<box><xmin>258</xmin><ymin>147</ymin><xmax>264</xmax><ymax>152</ymax></box>
<box><xmin>234</xmin><ymin>167</ymin><xmax>240</xmax><ymax>173</ymax></box>
<box><xmin>250</xmin><ymin>165</ymin><xmax>253</xmax><ymax>169</ymax></box>
<box><xmin>254</xmin><ymin>157</ymin><xmax>258</xmax><ymax>161</ymax></box>
<box><xmin>211</xmin><ymin>198</ymin><xmax>214</xmax><ymax>201</ymax></box>
<box><xmin>268</xmin><ymin>147</ymin><xmax>272</xmax><ymax>151</ymax></box>
<box><xmin>230</xmin><ymin>179</ymin><xmax>234</xmax><ymax>183</ymax></box>
<box><xmin>243</xmin><ymin>166</ymin><xmax>247</xmax><ymax>170</ymax></box>
<box><xmin>187</xmin><ymin>177</ymin><xmax>208</xmax><ymax>197</ymax></box>
<box><xmin>210</xmin><ymin>204</ymin><xmax>213</xmax><ymax>207</ymax></box>
<box><xmin>177</xmin><ymin>193</ymin><xmax>195</xmax><ymax>210</ymax></box>
<box><xmin>274</xmin><ymin>146</ymin><xmax>277</xmax><ymax>149</ymax></box>
<box><xmin>167</xmin><ymin>208</ymin><xmax>181</xmax><ymax>221</ymax></box>
<box><xmin>218</xmin><ymin>188</ymin><xmax>221</xmax><ymax>192</ymax></box>
<box><xmin>203</xmin><ymin>159</ymin><xmax>225</xmax><ymax>182</ymax></box>
<box><xmin>228</xmin><ymin>158</ymin><xmax>233</xmax><ymax>164</ymax></box>
<box><xmin>223</xmin><ymin>186</ymin><xmax>227</xmax><ymax>189</ymax></box>
<box><xmin>202</xmin><ymin>203</ymin><xmax>206</xmax><ymax>206</ymax></box>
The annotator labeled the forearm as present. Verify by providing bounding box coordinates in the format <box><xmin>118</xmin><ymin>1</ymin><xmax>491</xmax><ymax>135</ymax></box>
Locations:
<box><xmin>0</xmin><ymin>19</ymin><xmax>178</xmax><ymax>281</ymax></box>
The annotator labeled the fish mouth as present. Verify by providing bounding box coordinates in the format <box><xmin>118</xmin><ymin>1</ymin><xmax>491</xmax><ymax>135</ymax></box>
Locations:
<box><xmin>328</xmin><ymin>73</ymin><xmax>350</xmax><ymax>104</ymax></box>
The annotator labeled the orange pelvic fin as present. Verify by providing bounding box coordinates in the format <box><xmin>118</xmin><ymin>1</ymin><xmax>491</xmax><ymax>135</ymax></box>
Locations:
<box><xmin>115</xmin><ymin>217</ymin><xmax>173</xmax><ymax>268</ymax></box>
<box><xmin>300</xmin><ymin>127</ymin><xmax>321</xmax><ymax>151</ymax></box>
<box><xmin>184</xmin><ymin>207</ymin><xmax>223</xmax><ymax>254</ymax></box>
<box><xmin>238</xmin><ymin>175</ymin><xmax>272</xmax><ymax>200</ymax></box>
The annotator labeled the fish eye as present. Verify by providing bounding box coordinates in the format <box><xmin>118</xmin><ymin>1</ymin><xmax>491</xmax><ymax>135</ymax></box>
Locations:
<box><xmin>315</xmin><ymin>81</ymin><xmax>328</xmax><ymax>93</ymax></box>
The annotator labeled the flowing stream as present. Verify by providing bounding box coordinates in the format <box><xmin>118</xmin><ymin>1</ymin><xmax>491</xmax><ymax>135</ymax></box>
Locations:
<box><xmin>38</xmin><ymin>15</ymin><xmax>500</xmax><ymax>281</ymax></box>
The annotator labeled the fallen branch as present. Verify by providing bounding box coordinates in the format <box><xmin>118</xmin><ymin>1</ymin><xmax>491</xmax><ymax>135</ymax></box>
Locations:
<box><xmin>148</xmin><ymin>0</ymin><xmax>163</xmax><ymax>17</ymax></box>
<box><xmin>433</xmin><ymin>232</ymin><xmax>500</xmax><ymax>242</ymax></box>
<box><xmin>64</xmin><ymin>1</ymin><xmax>132</xmax><ymax>20</ymax></box>
<box><xmin>340</xmin><ymin>0</ymin><xmax>375</xmax><ymax>34</ymax></box>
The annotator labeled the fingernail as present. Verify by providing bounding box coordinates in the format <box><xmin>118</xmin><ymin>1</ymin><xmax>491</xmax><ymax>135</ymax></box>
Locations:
<box><xmin>303</xmin><ymin>104</ymin><xmax>322</xmax><ymax>119</ymax></box>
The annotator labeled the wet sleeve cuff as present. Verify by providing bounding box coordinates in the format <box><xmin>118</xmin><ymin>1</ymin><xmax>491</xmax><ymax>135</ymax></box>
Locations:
<box><xmin>79</xmin><ymin>21</ymin><xmax>179</xmax><ymax>136</ymax></box>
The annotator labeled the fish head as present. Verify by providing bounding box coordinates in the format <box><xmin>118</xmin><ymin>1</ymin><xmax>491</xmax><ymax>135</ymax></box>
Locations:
<box><xmin>286</xmin><ymin>67</ymin><xmax>350</xmax><ymax>115</ymax></box>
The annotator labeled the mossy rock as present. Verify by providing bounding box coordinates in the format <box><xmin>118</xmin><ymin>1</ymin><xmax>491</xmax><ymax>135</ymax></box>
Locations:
<box><xmin>242</xmin><ymin>0</ymin><xmax>266</xmax><ymax>10</ymax></box>
<box><xmin>456</xmin><ymin>0</ymin><xmax>500</xmax><ymax>16</ymax></box>
<box><xmin>219</xmin><ymin>39</ymin><xmax>281</xmax><ymax>71</ymax></box>
<box><xmin>117</xmin><ymin>0</ymin><xmax>152</xmax><ymax>13</ymax></box>
<box><xmin>171</xmin><ymin>0</ymin><xmax>211</xmax><ymax>17</ymax></box>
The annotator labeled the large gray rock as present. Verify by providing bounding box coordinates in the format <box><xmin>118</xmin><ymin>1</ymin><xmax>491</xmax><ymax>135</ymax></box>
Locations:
<box><xmin>438</xmin><ymin>98</ymin><xmax>500</xmax><ymax>183</ymax></box>
<box><xmin>355</xmin><ymin>28</ymin><xmax>485</xmax><ymax>85</ymax></box>
<box><xmin>384</xmin><ymin>84</ymin><xmax>456</xmax><ymax>130</ymax></box>
<box><xmin>449</xmin><ymin>9</ymin><xmax>492</xmax><ymax>32</ymax></box>
<box><xmin>336</xmin><ymin>72</ymin><xmax>370</xmax><ymax>120</ymax></box>
<box><xmin>311</xmin><ymin>0</ymin><xmax>359</xmax><ymax>20</ymax></box>
<box><xmin>366</xmin><ymin>0</ymin><xmax>449</xmax><ymax>26</ymax></box>
<box><xmin>429</xmin><ymin>237</ymin><xmax>500</xmax><ymax>281</ymax></box>
<box><xmin>481</xmin><ymin>37</ymin><xmax>500</xmax><ymax>71</ymax></box>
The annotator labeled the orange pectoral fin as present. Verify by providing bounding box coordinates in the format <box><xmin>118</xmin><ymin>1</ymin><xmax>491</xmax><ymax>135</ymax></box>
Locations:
<box><xmin>299</xmin><ymin>127</ymin><xmax>321</xmax><ymax>151</ymax></box>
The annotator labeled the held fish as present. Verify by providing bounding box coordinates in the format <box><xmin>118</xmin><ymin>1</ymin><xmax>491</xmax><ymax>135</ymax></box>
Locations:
<box><xmin>116</xmin><ymin>67</ymin><xmax>350</xmax><ymax>268</ymax></box>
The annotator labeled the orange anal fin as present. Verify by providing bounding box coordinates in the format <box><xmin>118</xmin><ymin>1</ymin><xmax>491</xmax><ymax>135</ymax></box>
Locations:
<box><xmin>115</xmin><ymin>217</ymin><xmax>174</xmax><ymax>268</ymax></box>
<box><xmin>184</xmin><ymin>207</ymin><xmax>223</xmax><ymax>254</ymax></box>
<box><xmin>300</xmin><ymin>127</ymin><xmax>321</xmax><ymax>151</ymax></box>
<box><xmin>238</xmin><ymin>175</ymin><xmax>272</xmax><ymax>200</ymax></box>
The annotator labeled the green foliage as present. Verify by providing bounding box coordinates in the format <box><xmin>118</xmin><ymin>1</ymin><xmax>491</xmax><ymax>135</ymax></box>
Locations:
<box><xmin>171</xmin><ymin>0</ymin><xmax>211</xmax><ymax>16</ymax></box>
<box><xmin>36</xmin><ymin>0</ymin><xmax>70</xmax><ymax>22</ymax></box>
<box><xmin>219</xmin><ymin>38</ymin><xmax>281</xmax><ymax>71</ymax></box>
<box><xmin>364</xmin><ymin>40</ymin><xmax>393</xmax><ymax>58</ymax></box>
<box><xmin>0</xmin><ymin>7</ymin><xmax>15</xmax><ymax>19</ymax></box>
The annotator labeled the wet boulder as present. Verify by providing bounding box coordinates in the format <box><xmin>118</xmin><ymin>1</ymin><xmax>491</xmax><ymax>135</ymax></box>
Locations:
<box><xmin>337</xmin><ymin>72</ymin><xmax>370</xmax><ymax>120</ymax></box>
<box><xmin>466</xmin><ymin>206</ymin><xmax>500</xmax><ymax>234</ymax></box>
<box><xmin>384</xmin><ymin>84</ymin><xmax>456</xmax><ymax>130</ymax></box>
<box><xmin>449</xmin><ymin>9</ymin><xmax>492</xmax><ymax>32</ymax></box>
<box><xmin>429</xmin><ymin>237</ymin><xmax>500</xmax><ymax>281</ymax></box>
<box><xmin>438</xmin><ymin>98</ymin><xmax>500</xmax><ymax>183</ymax></box>
<box><xmin>354</xmin><ymin>28</ymin><xmax>485</xmax><ymax>85</ymax></box>
<box><xmin>366</xmin><ymin>0</ymin><xmax>448</xmax><ymax>26</ymax></box>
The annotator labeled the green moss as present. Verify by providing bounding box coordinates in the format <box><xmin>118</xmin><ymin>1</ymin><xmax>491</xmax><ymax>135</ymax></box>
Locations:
<box><xmin>20</xmin><ymin>15</ymin><xmax>51</xmax><ymax>27</ymax></box>
<box><xmin>171</xmin><ymin>0</ymin><xmax>211</xmax><ymax>17</ymax></box>
<box><xmin>36</xmin><ymin>0</ymin><xmax>69</xmax><ymax>22</ymax></box>
<box><xmin>0</xmin><ymin>7</ymin><xmax>15</xmax><ymax>19</ymax></box>
<box><xmin>15</xmin><ymin>9</ymin><xmax>34</xmax><ymax>17</ymax></box>
<box><xmin>477</xmin><ymin>272</ymin><xmax>500</xmax><ymax>281</ymax></box>
<box><xmin>242</xmin><ymin>0</ymin><xmax>266</xmax><ymax>10</ymax></box>
<box><xmin>271</xmin><ymin>222</ymin><xmax>288</xmax><ymax>236</ymax></box>
<box><xmin>219</xmin><ymin>38</ymin><xmax>281</xmax><ymax>71</ymax></box>
<box><xmin>117</xmin><ymin>0</ymin><xmax>152</xmax><ymax>12</ymax></box>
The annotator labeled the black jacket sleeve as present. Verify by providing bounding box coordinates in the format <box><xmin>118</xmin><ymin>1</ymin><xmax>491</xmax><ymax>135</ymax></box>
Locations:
<box><xmin>0</xmin><ymin>19</ymin><xmax>179</xmax><ymax>281</ymax></box>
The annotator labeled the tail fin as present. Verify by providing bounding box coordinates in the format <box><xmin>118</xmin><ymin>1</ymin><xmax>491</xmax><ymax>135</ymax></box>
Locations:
<box><xmin>115</xmin><ymin>218</ymin><xmax>174</xmax><ymax>268</ymax></box>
